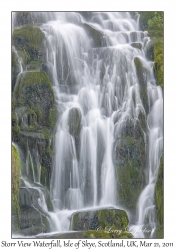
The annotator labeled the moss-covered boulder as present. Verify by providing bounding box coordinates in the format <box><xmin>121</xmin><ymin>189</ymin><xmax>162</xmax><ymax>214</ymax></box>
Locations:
<box><xmin>134</xmin><ymin>57</ymin><xmax>149</xmax><ymax>114</ymax></box>
<box><xmin>155</xmin><ymin>155</ymin><xmax>163</xmax><ymax>238</ymax></box>
<box><xmin>113</xmin><ymin>119</ymin><xmax>147</xmax><ymax>214</ymax></box>
<box><xmin>71</xmin><ymin>208</ymin><xmax>129</xmax><ymax>232</ymax></box>
<box><xmin>14</xmin><ymin>71</ymin><xmax>57</xmax><ymax>130</ymax></box>
<box><xmin>12</xmin><ymin>25</ymin><xmax>44</xmax><ymax>65</ymax></box>
<box><xmin>12</xmin><ymin>144</ymin><xmax>21</xmax><ymax>233</ymax></box>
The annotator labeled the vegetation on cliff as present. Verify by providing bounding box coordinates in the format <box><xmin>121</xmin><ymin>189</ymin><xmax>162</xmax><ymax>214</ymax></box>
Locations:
<box><xmin>155</xmin><ymin>155</ymin><xmax>164</xmax><ymax>238</ymax></box>
<box><xmin>139</xmin><ymin>12</ymin><xmax>163</xmax><ymax>88</ymax></box>
<box><xmin>12</xmin><ymin>145</ymin><xmax>21</xmax><ymax>232</ymax></box>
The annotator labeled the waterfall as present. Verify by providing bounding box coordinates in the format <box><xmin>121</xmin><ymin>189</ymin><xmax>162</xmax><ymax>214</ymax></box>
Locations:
<box><xmin>12</xmin><ymin>12</ymin><xmax>163</xmax><ymax>238</ymax></box>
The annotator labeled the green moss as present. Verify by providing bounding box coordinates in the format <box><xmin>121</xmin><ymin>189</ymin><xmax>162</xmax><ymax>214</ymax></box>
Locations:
<box><xmin>155</xmin><ymin>155</ymin><xmax>163</xmax><ymax>238</ymax></box>
<box><xmin>139</xmin><ymin>12</ymin><xmax>163</xmax><ymax>39</ymax></box>
<box><xmin>12</xmin><ymin>25</ymin><xmax>44</xmax><ymax>50</ymax></box>
<box><xmin>12</xmin><ymin>25</ymin><xmax>44</xmax><ymax>64</ymax></box>
<box><xmin>71</xmin><ymin>209</ymin><xmax>129</xmax><ymax>232</ymax></box>
<box><xmin>116</xmin><ymin>135</ymin><xmax>146</xmax><ymax>212</ymax></box>
<box><xmin>12</xmin><ymin>51</ymin><xmax>18</xmax><ymax>68</ymax></box>
<box><xmin>46</xmin><ymin>146</ymin><xmax>52</xmax><ymax>155</ymax></box>
<box><xmin>134</xmin><ymin>57</ymin><xmax>149</xmax><ymax>113</ymax></box>
<box><xmin>98</xmin><ymin>209</ymin><xmax>128</xmax><ymax>231</ymax></box>
<box><xmin>42</xmin><ymin>215</ymin><xmax>50</xmax><ymax>233</ymax></box>
<box><xmin>12</xmin><ymin>145</ymin><xmax>21</xmax><ymax>232</ymax></box>
<box><xmin>14</xmin><ymin>71</ymin><xmax>56</xmax><ymax>130</ymax></box>
<box><xmin>84</xmin><ymin>23</ymin><xmax>102</xmax><ymax>47</ymax></box>
<box><xmin>12</xmin><ymin>101</ymin><xmax>16</xmax><ymax>111</ymax></box>
<box><xmin>20</xmin><ymin>71</ymin><xmax>52</xmax><ymax>88</ymax></box>
<box><xmin>134</xmin><ymin>57</ymin><xmax>142</xmax><ymax>71</ymax></box>
<box><xmin>12</xmin><ymin>125</ymin><xmax>20</xmax><ymax>134</ymax></box>
<box><xmin>153</xmin><ymin>40</ymin><xmax>163</xmax><ymax>87</ymax></box>
<box><xmin>27</xmin><ymin>60</ymin><xmax>41</xmax><ymax>71</ymax></box>
<box><xmin>49</xmin><ymin>104</ymin><xmax>58</xmax><ymax>130</ymax></box>
<box><xmin>83</xmin><ymin>230</ymin><xmax>133</xmax><ymax>239</ymax></box>
<box><xmin>40</xmin><ymin>165</ymin><xmax>50</xmax><ymax>189</ymax></box>
<box><xmin>131</xmin><ymin>43</ymin><xmax>142</xmax><ymax>50</ymax></box>
<box><xmin>139</xmin><ymin>12</ymin><xmax>163</xmax><ymax>88</ymax></box>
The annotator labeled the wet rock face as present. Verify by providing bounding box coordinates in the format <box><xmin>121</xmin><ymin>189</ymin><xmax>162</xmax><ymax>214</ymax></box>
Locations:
<box><xmin>134</xmin><ymin>57</ymin><xmax>149</xmax><ymax>114</ymax></box>
<box><xmin>19</xmin><ymin>205</ymin><xmax>50</xmax><ymax>236</ymax></box>
<box><xmin>68</xmin><ymin>107</ymin><xmax>82</xmax><ymax>159</ymax></box>
<box><xmin>71</xmin><ymin>208</ymin><xmax>129</xmax><ymax>231</ymax></box>
<box><xmin>12</xmin><ymin>24</ymin><xmax>45</xmax><ymax>72</ymax></box>
<box><xmin>19</xmin><ymin>187</ymin><xmax>53</xmax><ymax>211</ymax></box>
<box><xmin>113</xmin><ymin>119</ymin><xmax>147</xmax><ymax>214</ymax></box>
<box><xmin>84</xmin><ymin>23</ymin><xmax>105</xmax><ymax>48</ymax></box>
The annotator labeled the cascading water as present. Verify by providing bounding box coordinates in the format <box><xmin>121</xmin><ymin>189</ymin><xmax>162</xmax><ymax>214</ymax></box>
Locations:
<box><xmin>12</xmin><ymin>12</ymin><xmax>163</xmax><ymax>238</ymax></box>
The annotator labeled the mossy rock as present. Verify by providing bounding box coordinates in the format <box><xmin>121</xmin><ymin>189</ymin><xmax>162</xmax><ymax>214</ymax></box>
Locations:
<box><xmin>12</xmin><ymin>25</ymin><xmax>44</xmax><ymax>51</ymax></box>
<box><xmin>153</xmin><ymin>39</ymin><xmax>163</xmax><ymax>88</ymax></box>
<box><xmin>134</xmin><ymin>57</ymin><xmax>149</xmax><ymax>113</ymax></box>
<box><xmin>40</xmin><ymin>165</ymin><xmax>51</xmax><ymax>190</ymax></box>
<box><xmin>131</xmin><ymin>42</ymin><xmax>142</xmax><ymax>50</ymax></box>
<box><xmin>12</xmin><ymin>144</ymin><xmax>21</xmax><ymax>233</ymax></box>
<box><xmin>14</xmin><ymin>71</ymin><xmax>56</xmax><ymax>129</ymax></box>
<box><xmin>84</xmin><ymin>23</ymin><xmax>104</xmax><ymax>48</ymax></box>
<box><xmin>155</xmin><ymin>155</ymin><xmax>163</xmax><ymax>238</ymax></box>
<box><xmin>83</xmin><ymin>230</ymin><xmax>133</xmax><ymax>239</ymax></box>
<box><xmin>71</xmin><ymin>208</ymin><xmax>129</xmax><ymax>231</ymax></box>
<box><xmin>114</xmin><ymin>137</ymin><xmax>146</xmax><ymax>212</ymax></box>
<box><xmin>12</xmin><ymin>25</ymin><xmax>44</xmax><ymax>64</ymax></box>
<box><xmin>113</xmin><ymin>119</ymin><xmax>147</xmax><ymax>213</ymax></box>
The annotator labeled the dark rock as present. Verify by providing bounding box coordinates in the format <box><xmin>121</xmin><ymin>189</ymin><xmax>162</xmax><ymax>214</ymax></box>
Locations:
<box><xmin>68</xmin><ymin>107</ymin><xmax>82</xmax><ymax>159</ymax></box>
<box><xmin>19</xmin><ymin>205</ymin><xmax>50</xmax><ymax>236</ymax></box>
<box><xmin>134</xmin><ymin>57</ymin><xmax>149</xmax><ymax>114</ymax></box>
<box><xmin>84</xmin><ymin>23</ymin><xmax>105</xmax><ymax>48</ymax></box>
<box><xmin>71</xmin><ymin>208</ymin><xmax>129</xmax><ymax>231</ymax></box>
<box><xmin>19</xmin><ymin>186</ymin><xmax>53</xmax><ymax>211</ymax></box>
<box><xmin>113</xmin><ymin>119</ymin><xmax>147</xmax><ymax>215</ymax></box>
<box><xmin>131</xmin><ymin>42</ymin><xmax>142</xmax><ymax>50</ymax></box>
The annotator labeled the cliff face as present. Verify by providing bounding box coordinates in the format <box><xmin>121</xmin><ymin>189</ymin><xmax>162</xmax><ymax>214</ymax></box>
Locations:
<box><xmin>12</xmin><ymin>13</ymin><xmax>57</xmax><ymax>235</ymax></box>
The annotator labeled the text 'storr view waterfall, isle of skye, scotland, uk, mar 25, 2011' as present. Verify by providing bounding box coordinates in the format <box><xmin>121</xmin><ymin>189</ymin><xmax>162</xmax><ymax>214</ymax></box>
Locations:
<box><xmin>11</xmin><ymin>11</ymin><xmax>163</xmax><ymax>239</ymax></box>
